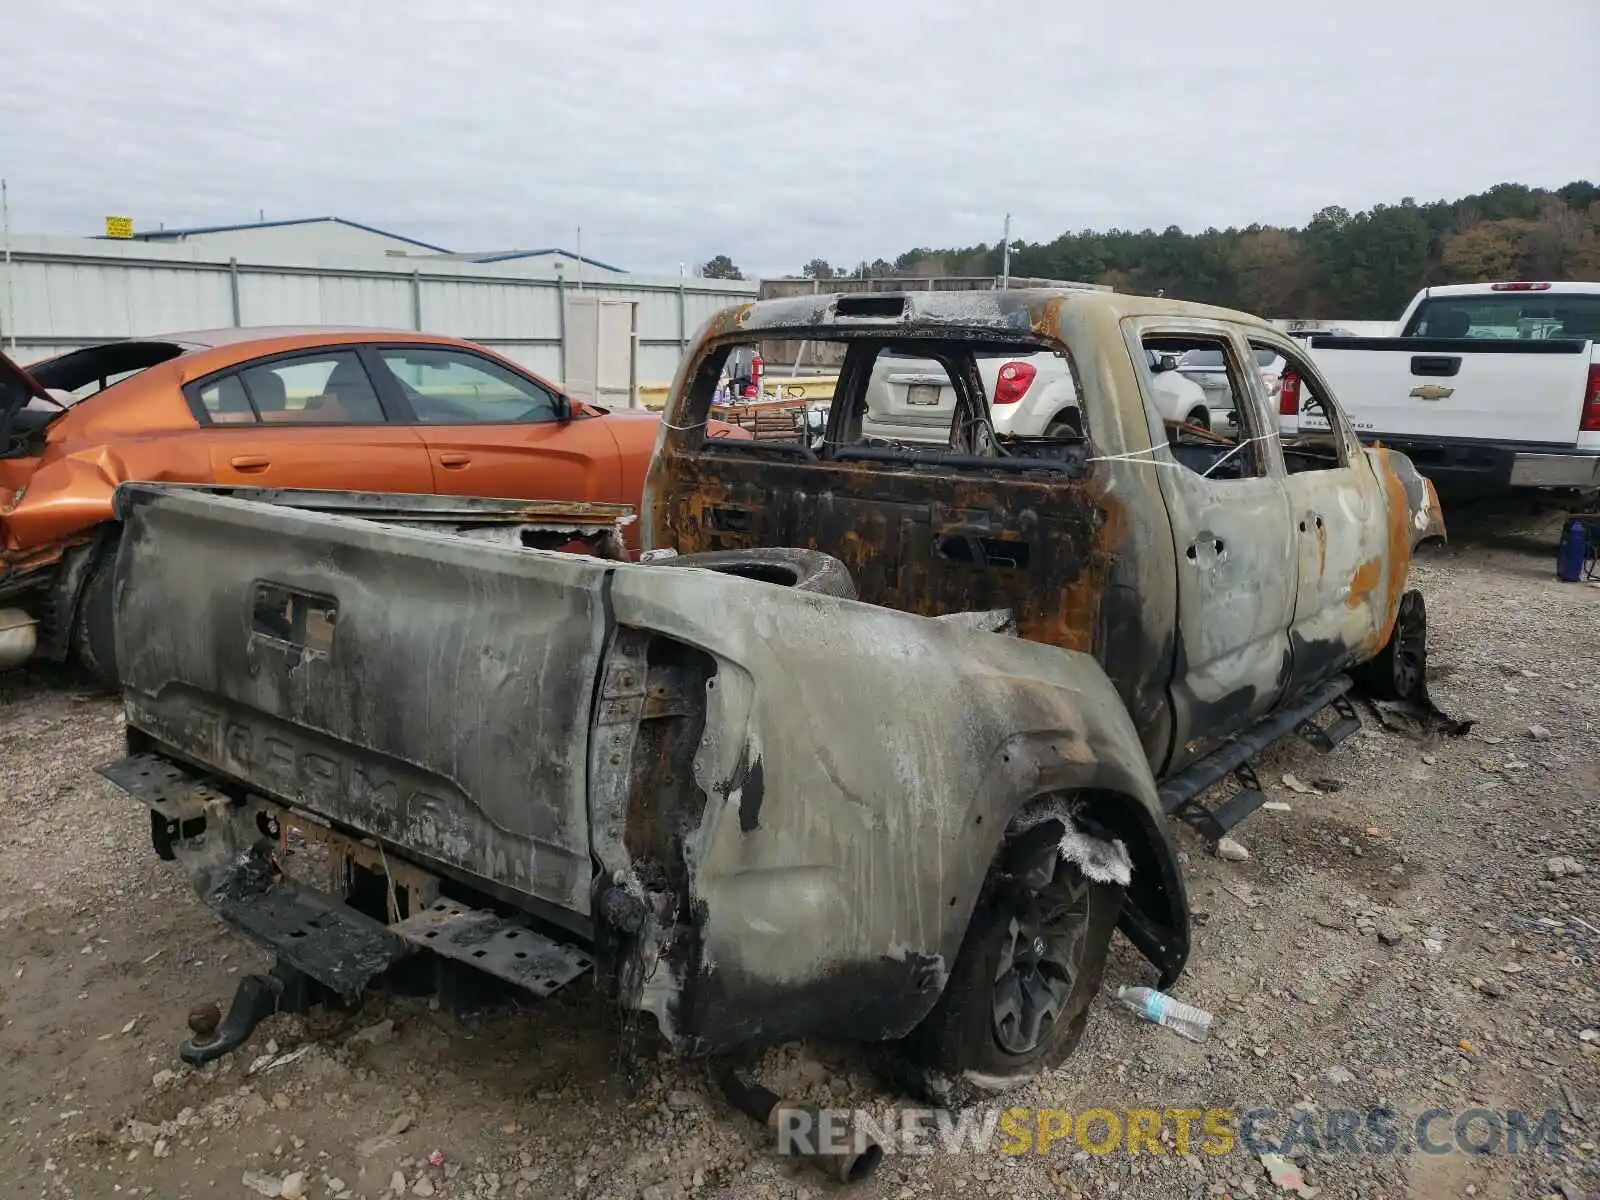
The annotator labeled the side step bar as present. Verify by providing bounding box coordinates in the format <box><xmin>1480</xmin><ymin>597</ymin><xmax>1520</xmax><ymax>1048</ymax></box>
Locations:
<box><xmin>392</xmin><ymin>899</ymin><xmax>592</xmax><ymax>996</ymax></box>
<box><xmin>1160</xmin><ymin>675</ymin><xmax>1356</xmax><ymax>839</ymax></box>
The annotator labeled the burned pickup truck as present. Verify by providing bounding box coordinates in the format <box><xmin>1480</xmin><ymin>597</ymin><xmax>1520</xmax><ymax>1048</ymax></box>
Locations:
<box><xmin>99</xmin><ymin>290</ymin><xmax>1444</xmax><ymax>1117</ymax></box>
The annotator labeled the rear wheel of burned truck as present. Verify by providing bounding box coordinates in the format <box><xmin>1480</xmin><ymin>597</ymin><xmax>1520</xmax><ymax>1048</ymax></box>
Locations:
<box><xmin>893</xmin><ymin>812</ymin><xmax>1122</xmax><ymax>1103</ymax></box>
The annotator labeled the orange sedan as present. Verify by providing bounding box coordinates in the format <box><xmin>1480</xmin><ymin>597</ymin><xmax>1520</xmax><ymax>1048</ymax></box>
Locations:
<box><xmin>0</xmin><ymin>327</ymin><xmax>723</xmax><ymax>679</ymax></box>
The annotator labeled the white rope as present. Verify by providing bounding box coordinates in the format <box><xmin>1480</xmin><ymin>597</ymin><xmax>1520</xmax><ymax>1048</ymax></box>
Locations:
<box><xmin>1200</xmin><ymin>432</ymin><xmax>1273</xmax><ymax>477</ymax></box>
<box><xmin>1083</xmin><ymin>431</ymin><xmax>1275</xmax><ymax>476</ymax></box>
<box><xmin>1084</xmin><ymin>442</ymin><xmax>1176</xmax><ymax>466</ymax></box>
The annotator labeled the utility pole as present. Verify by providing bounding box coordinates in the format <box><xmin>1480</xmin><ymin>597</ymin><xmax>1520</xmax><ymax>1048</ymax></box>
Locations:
<box><xmin>1000</xmin><ymin>212</ymin><xmax>1011</xmax><ymax>290</ymax></box>
<box><xmin>576</xmin><ymin>224</ymin><xmax>584</xmax><ymax>292</ymax></box>
<box><xmin>2</xmin><ymin>179</ymin><xmax>14</xmax><ymax>351</ymax></box>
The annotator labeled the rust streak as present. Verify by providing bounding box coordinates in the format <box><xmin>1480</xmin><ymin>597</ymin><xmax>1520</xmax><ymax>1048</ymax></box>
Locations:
<box><xmin>1347</xmin><ymin>556</ymin><xmax>1382</xmax><ymax>609</ymax></box>
<box><xmin>1361</xmin><ymin>449</ymin><xmax>1418</xmax><ymax>654</ymax></box>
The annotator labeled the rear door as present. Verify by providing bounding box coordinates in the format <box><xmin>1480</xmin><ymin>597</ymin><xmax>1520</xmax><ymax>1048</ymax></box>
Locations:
<box><xmin>1135</xmin><ymin>323</ymin><xmax>1297</xmax><ymax>769</ymax></box>
<box><xmin>365</xmin><ymin>344</ymin><xmax>618</xmax><ymax>502</ymax></box>
<box><xmin>185</xmin><ymin>349</ymin><xmax>433</xmax><ymax>490</ymax></box>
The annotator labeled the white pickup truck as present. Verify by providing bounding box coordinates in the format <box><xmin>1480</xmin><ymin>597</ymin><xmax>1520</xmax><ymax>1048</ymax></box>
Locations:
<box><xmin>1287</xmin><ymin>281</ymin><xmax>1600</xmax><ymax>493</ymax></box>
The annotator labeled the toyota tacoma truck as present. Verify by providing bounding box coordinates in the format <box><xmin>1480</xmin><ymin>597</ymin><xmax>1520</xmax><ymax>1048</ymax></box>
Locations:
<box><xmin>1289</xmin><ymin>281</ymin><xmax>1600</xmax><ymax>495</ymax></box>
<box><xmin>99</xmin><ymin>289</ymin><xmax>1445</xmax><ymax>1111</ymax></box>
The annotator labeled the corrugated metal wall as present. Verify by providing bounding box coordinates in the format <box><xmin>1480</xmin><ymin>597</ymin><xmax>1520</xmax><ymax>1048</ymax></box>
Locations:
<box><xmin>0</xmin><ymin>235</ymin><xmax>757</xmax><ymax>387</ymax></box>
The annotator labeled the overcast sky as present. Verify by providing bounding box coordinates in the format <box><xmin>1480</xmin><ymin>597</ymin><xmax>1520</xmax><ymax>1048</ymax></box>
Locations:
<box><xmin>4</xmin><ymin>0</ymin><xmax>1595</xmax><ymax>275</ymax></box>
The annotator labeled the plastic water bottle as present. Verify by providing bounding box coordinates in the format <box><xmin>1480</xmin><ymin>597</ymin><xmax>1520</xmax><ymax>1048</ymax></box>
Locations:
<box><xmin>1116</xmin><ymin>985</ymin><xmax>1213</xmax><ymax>1043</ymax></box>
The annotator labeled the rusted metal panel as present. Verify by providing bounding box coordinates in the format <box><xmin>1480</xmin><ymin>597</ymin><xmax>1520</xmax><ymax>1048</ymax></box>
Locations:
<box><xmin>647</xmin><ymin>291</ymin><xmax>1186</xmax><ymax>771</ymax></box>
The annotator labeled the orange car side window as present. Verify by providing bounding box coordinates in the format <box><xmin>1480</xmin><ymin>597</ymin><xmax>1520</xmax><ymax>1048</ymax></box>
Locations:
<box><xmin>193</xmin><ymin>353</ymin><xmax>388</xmax><ymax>426</ymax></box>
<box><xmin>241</xmin><ymin>355</ymin><xmax>385</xmax><ymax>425</ymax></box>
<box><xmin>375</xmin><ymin>348</ymin><xmax>560</xmax><ymax>425</ymax></box>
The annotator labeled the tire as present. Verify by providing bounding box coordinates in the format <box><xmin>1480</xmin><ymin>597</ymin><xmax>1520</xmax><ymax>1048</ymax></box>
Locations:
<box><xmin>73</xmin><ymin>539</ymin><xmax>120</xmax><ymax>689</ymax></box>
<box><xmin>663</xmin><ymin>547</ymin><xmax>856</xmax><ymax>600</ymax></box>
<box><xmin>1044</xmin><ymin>412</ymin><xmax>1083</xmax><ymax>438</ymax></box>
<box><xmin>1184</xmin><ymin>407</ymin><xmax>1211</xmax><ymax>432</ymax></box>
<box><xmin>1350</xmin><ymin>588</ymin><xmax>1427</xmax><ymax>701</ymax></box>
<box><xmin>892</xmin><ymin>816</ymin><xmax>1122</xmax><ymax>1103</ymax></box>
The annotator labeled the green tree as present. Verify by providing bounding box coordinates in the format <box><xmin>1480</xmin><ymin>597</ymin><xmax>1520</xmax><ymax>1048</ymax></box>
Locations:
<box><xmin>1231</xmin><ymin>228</ymin><xmax>1307</xmax><ymax>316</ymax></box>
<box><xmin>1441</xmin><ymin>221</ymin><xmax>1527</xmax><ymax>281</ymax></box>
<box><xmin>1557</xmin><ymin>181</ymin><xmax>1599</xmax><ymax>212</ymax></box>
<box><xmin>807</xmin><ymin>182</ymin><xmax>1594</xmax><ymax>315</ymax></box>
<box><xmin>701</xmin><ymin>255</ymin><xmax>743</xmax><ymax>280</ymax></box>
<box><xmin>801</xmin><ymin>258</ymin><xmax>834</xmax><ymax>279</ymax></box>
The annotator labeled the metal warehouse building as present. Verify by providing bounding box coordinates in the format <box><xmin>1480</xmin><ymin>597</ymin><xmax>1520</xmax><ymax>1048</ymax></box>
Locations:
<box><xmin>0</xmin><ymin>217</ymin><xmax>757</xmax><ymax>400</ymax></box>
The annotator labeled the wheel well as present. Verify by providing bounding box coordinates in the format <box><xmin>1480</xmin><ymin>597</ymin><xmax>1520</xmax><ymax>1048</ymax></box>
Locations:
<box><xmin>1068</xmin><ymin>788</ymin><xmax>1189</xmax><ymax>987</ymax></box>
<box><xmin>39</xmin><ymin>523</ymin><xmax>119</xmax><ymax>662</ymax></box>
<box><xmin>1044</xmin><ymin>408</ymin><xmax>1084</xmax><ymax>435</ymax></box>
<box><xmin>1184</xmin><ymin>405</ymin><xmax>1210</xmax><ymax>425</ymax></box>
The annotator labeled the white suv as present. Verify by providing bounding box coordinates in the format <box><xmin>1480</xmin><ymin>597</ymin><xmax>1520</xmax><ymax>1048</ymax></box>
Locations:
<box><xmin>862</xmin><ymin>348</ymin><xmax>1214</xmax><ymax>443</ymax></box>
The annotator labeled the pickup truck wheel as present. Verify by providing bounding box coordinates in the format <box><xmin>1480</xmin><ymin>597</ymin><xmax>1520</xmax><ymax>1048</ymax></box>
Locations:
<box><xmin>895</xmin><ymin>818</ymin><xmax>1121</xmax><ymax>1101</ymax></box>
<box><xmin>662</xmin><ymin>547</ymin><xmax>856</xmax><ymax>600</ymax></box>
<box><xmin>1351</xmin><ymin>588</ymin><xmax>1427</xmax><ymax>701</ymax></box>
<box><xmin>73</xmin><ymin>540</ymin><xmax>120</xmax><ymax>689</ymax></box>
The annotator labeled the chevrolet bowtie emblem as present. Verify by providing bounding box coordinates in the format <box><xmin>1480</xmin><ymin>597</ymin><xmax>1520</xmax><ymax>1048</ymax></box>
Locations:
<box><xmin>1409</xmin><ymin>384</ymin><xmax>1454</xmax><ymax>401</ymax></box>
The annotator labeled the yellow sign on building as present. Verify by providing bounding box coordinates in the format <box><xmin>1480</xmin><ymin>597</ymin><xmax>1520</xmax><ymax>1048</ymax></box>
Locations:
<box><xmin>104</xmin><ymin>215</ymin><xmax>134</xmax><ymax>239</ymax></box>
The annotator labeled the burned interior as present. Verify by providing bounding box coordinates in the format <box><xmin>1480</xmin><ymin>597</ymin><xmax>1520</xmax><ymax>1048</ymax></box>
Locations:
<box><xmin>656</xmin><ymin>326</ymin><xmax>1124</xmax><ymax>654</ymax></box>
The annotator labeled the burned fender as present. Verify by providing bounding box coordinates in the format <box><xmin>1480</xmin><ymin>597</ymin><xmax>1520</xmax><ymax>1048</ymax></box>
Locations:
<box><xmin>590</xmin><ymin>565</ymin><xmax>1189</xmax><ymax>1054</ymax></box>
<box><xmin>1372</xmin><ymin>446</ymin><xmax>1447</xmax><ymax>548</ymax></box>
<box><xmin>975</xmin><ymin>730</ymin><xmax>1190</xmax><ymax>990</ymax></box>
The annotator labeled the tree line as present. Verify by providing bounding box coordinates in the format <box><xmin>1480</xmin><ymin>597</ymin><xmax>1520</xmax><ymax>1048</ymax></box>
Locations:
<box><xmin>706</xmin><ymin>181</ymin><xmax>1599</xmax><ymax>318</ymax></box>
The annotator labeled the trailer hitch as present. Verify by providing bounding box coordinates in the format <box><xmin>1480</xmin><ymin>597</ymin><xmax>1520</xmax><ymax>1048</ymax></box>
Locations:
<box><xmin>180</xmin><ymin>962</ymin><xmax>322</xmax><ymax>1066</ymax></box>
<box><xmin>712</xmin><ymin>1058</ymin><xmax>884</xmax><ymax>1184</ymax></box>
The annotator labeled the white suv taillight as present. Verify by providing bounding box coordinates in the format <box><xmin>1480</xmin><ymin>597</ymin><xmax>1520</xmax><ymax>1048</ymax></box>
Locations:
<box><xmin>994</xmin><ymin>361</ymin><xmax>1037</xmax><ymax>406</ymax></box>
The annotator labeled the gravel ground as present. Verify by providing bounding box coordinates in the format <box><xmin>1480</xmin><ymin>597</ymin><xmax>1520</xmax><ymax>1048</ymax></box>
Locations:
<box><xmin>1</xmin><ymin>507</ymin><xmax>1596</xmax><ymax>1200</ymax></box>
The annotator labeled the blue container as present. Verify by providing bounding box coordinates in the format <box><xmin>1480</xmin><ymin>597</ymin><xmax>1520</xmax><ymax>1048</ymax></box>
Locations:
<box><xmin>1557</xmin><ymin>518</ymin><xmax>1587</xmax><ymax>582</ymax></box>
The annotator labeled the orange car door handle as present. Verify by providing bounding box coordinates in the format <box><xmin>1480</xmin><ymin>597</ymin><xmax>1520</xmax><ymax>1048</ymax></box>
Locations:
<box><xmin>230</xmin><ymin>455</ymin><xmax>271</xmax><ymax>471</ymax></box>
<box><xmin>438</xmin><ymin>453</ymin><xmax>471</xmax><ymax>468</ymax></box>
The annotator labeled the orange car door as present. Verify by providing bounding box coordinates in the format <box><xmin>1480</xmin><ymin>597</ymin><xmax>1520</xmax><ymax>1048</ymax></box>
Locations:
<box><xmin>187</xmin><ymin>350</ymin><xmax>432</xmax><ymax>491</ymax></box>
<box><xmin>365</xmin><ymin>345</ymin><xmax>619</xmax><ymax>503</ymax></box>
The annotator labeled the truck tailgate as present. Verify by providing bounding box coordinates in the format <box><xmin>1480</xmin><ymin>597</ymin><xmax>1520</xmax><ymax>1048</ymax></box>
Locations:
<box><xmin>112</xmin><ymin>484</ymin><xmax>613</xmax><ymax>916</ymax></box>
<box><xmin>1306</xmin><ymin>336</ymin><xmax>1593</xmax><ymax>444</ymax></box>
